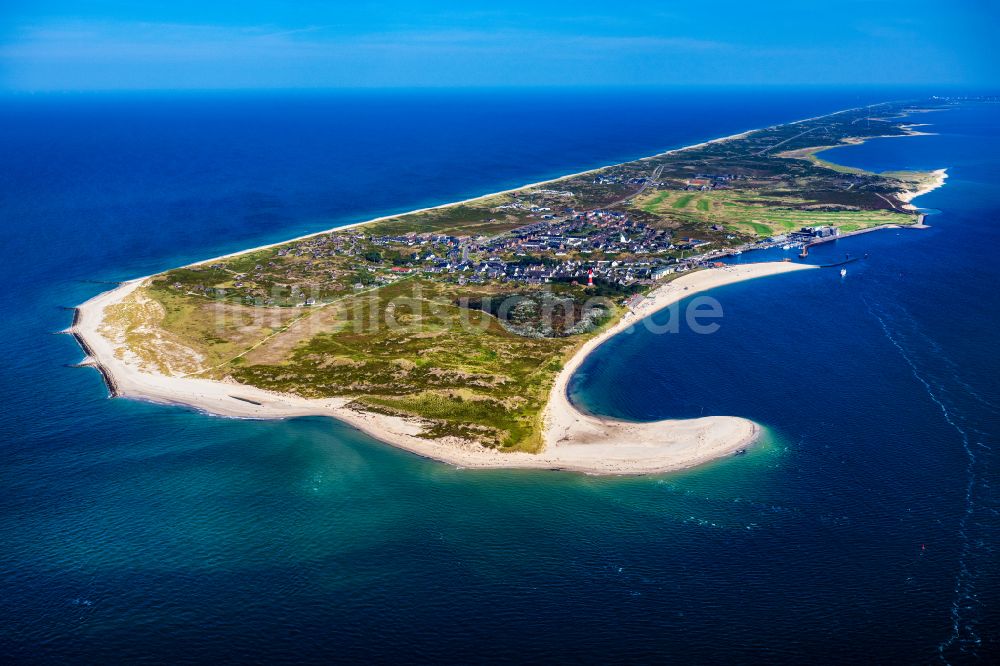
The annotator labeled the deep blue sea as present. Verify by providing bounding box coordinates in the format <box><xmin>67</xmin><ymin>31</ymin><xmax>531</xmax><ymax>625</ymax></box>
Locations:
<box><xmin>1</xmin><ymin>90</ymin><xmax>997</xmax><ymax>663</ymax></box>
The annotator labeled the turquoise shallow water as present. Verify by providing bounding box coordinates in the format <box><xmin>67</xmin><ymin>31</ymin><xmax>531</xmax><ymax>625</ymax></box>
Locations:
<box><xmin>1</xmin><ymin>91</ymin><xmax>997</xmax><ymax>662</ymax></box>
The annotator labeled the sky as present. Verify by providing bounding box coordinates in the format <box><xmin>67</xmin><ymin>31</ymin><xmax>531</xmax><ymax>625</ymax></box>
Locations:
<box><xmin>0</xmin><ymin>0</ymin><xmax>995</xmax><ymax>91</ymax></box>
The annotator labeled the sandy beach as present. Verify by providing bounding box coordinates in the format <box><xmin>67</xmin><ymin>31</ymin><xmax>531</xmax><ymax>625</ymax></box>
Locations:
<box><xmin>164</xmin><ymin>126</ymin><xmax>761</xmax><ymax>272</ymax></box>
<box><xmin>106</xmin><ymin>98</ymin><xmax>902</xmax><ymax>281</ymax></box>
<box><xmin>899</xmin><ymin>168</ymin><xmax>948</xmax><ymax>210</ymax></box>
<box><xmin>67</xmin><ymin>100</ymin><xmax>908</xmax><ymax>475</ymax></box>
<box><xmin>179</xmin><ymin>98</ymin><xmax>898</xmax><ymax>273</ymax></box>
<box><xmin>73</xmin><ymin>261</ymin><xmax>815</xmax><ymax>475</ymax></box>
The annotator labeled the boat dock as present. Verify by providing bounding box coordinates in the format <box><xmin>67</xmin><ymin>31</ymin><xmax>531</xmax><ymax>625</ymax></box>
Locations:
<box><xmin>798</xmin><ymin>220</ymin><xmax>928</xmax><ymax>257</ymax></box>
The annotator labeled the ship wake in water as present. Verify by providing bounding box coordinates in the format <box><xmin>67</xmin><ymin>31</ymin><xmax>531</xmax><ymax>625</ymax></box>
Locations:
<box><xmin>865</xmin><ymin>298</ymin><xmax>996</xmax><ymax>662</ymax></box>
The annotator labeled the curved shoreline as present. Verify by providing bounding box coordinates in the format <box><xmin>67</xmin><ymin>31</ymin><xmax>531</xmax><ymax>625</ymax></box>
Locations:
<box><xmin>69</xmin><ymin>100</ymin><xmax>936</xmax><ymax>475</ymax></box>
<box><xmin>538</xmin><ymin>261</ymin><xmax>816</xmax><ymax>473</ymax></box>
<box><xmin>156</xmin><ymin>127</ymin><xmax>760</xmax><ymax>271</ymax></box>
<box><xmin>73</xmin><ymin>262</ymin><xmax>814</xmax><ymax>475</ymax></box>
<box><xmin>149</xmin><ymin>99</ymin><xmax>889</xmax><ymax>273</ymax></box>
<box><xmin>899</xmin><ymin>168</ymin><xmax>948</xmax><ymax>210</ymax></box>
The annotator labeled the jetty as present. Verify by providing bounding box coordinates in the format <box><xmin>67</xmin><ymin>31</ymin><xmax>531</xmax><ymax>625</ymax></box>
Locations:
<box><xmin>819</xmin><ymin>256</ymin><xmax>861</xmax><ymax>268</ymax></box>
<box><xmin>230</xmin><ymin>395</ymin><xmax>263</xmax><ymax>406</ymax></box>
<box><xmin>799</xmin><ymin>220</ymin><xmax>929</xmax><ymax>257</ymax></box>
<box><xmin>68</xmin><ymin>307</ymin><xmax>121</xmax><ymax>398</ymax></box>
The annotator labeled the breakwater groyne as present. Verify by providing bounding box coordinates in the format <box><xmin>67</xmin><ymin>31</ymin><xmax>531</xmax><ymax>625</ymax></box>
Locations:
<box><xmin>69</xmin><ymin>307</ymin><xmax>120</xmax><ymax>398</ymax></box>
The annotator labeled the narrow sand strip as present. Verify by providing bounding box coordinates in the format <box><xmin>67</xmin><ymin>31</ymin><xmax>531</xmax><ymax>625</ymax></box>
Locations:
<box><xmin>74</xmin><ymin>261</ymin><xmax>815</xmax><ymax>475</ymax></box>
<box><xmin>67</xmin><ymin>100</ymin><xmax>938</xmax><ymax>474</ymax></box>
<box><xmin>163</xmin><ymin>126</ymin><xmax>759</xmax><ymax>271</ymax></box>
<box><xmin>899</xmin><ymin>168</ymin><xmax>948</xmax><ymax>210</ymax></box>
<box><xmin>159</xmin><ymin>94</ymin><xmax>905</xmax><ymax>274</ymax></box>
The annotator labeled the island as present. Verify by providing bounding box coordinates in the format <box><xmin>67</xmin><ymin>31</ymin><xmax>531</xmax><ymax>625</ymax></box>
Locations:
<box><xmin>72</xmin><ymin>98</ymin><xmax>949</xmax><ymax>474</ymax></box>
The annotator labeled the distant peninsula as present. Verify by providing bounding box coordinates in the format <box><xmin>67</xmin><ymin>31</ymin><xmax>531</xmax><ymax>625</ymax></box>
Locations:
<box><xmin>72</xmin><ymin>98</ymin><xmax>949</xmax><ymax>474</ymax></box>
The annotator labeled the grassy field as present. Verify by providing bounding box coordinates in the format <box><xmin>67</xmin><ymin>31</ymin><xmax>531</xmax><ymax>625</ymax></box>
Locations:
<box><xmin>672</xmin><ymin>194</ymin><xmax>696</xmax><ymax>209</ymax></box>
<box><xmin>107</xmin><ymin>100</ymin><xmax>945</xmax><ymax>455</ymax></box>
<box><xmin>141</xmin><ymin>281</ymin><xmax>309</xmax><ymax>370</ymax></box>
<box><xmin>641</xmin><ymin>191</ymin><xmax>670</xmax><ymax>213</ymax></box>
<box><xmin>777</xmin><ymin>144</ymin><xmax>943</xmax><ymax>192</ymax></box>
<box><xmin>634</xmin><ymin>188</ymin><xmax>917</xmax><ymax>237</ymax></box>
<box><xmin>230</xmin><ymin>279</ymin><xmax>606</xmax><ymax>451</ymax></box>
<box><xmin>776</xmin><ymin>144</ymin><xmax>869</xmax><ymax>175</ymax></box>
<box><xmin>134</xmin><ymin>278</ymin><xmax>614</xmax><ymax>452</ymax></box>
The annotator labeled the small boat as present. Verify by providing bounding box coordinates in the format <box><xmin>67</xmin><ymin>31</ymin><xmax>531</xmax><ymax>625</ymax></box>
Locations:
<box><xmin>840</xmin><ymin>267</ymin><xmax>847</xmax><ymax>277</ymax></box>
<box><xmin>781</xmin><ymin>244</ymin><xmax>792</xmax><ymax>250</ymax></box>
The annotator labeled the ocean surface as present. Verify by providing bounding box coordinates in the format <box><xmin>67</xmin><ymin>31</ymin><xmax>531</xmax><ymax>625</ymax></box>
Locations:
<box><xmin>1</xmin><ymin>89</ymin><xmax>997</xmax><ymax>663</ymax></box>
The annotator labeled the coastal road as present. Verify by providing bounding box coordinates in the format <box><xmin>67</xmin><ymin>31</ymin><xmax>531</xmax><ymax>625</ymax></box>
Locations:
<box><xmin>607</xmin><ymin>164</ymin><xmax>663</xmax><ymax>207</ymax></box>
<box><xmin>752</xmin><ymin>126</ymin><xmax>819</xmax><ymax>157</ymax></box>
<box><xmin>875</xmin><ymin>192</ymin><xmax>908</xmax><ymax>213</ymax></box>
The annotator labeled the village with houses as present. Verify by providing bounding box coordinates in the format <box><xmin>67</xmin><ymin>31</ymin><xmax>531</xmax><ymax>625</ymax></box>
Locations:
<box><xmin>176</xmin><ymin>185</ymin><xmax>853</xmax><ymax>316</ymax></box>
<box><xmin>158</xmin><ymin>98</ymin><xmax>936</xmax><ymax>325</ymax></box>
<box><xmin>126</xmin><ymin>99</ymin><xmax>941</xmax><ymax>449</ymax></box>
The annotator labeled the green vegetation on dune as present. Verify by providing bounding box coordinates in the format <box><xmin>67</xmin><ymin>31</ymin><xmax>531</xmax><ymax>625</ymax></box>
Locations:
<box><xmin>634</xmin><ymin>188</ymin><xmax>917</xmax><ymax>238</ymax></box>
<box><xmin>641</xmin><ymin>190</ymin><xmax>671</xmax><ymax>213</ymax></box>
<box><xmin>672</xmin><ymin>194</ymin><xmax>695</xmax><ymax>209</ymax></box>
<box><xmin>223</xmin><ymin>279</ymin><xmax>603</xmax><ymax>451</ymax></box>
<box><xmin>744</xmin><ymin>221</ymin><xmax>772</xmax><ymax>236</ymax></box>
<box><xmin>776</xmin><ymin>144</ymin><xmax>870</xmax><ymax>175</ymax></box>
<box><xmin>113</xmin><ymin>98</ymin><xmax>947</xmax><ymax>453</ymax></box>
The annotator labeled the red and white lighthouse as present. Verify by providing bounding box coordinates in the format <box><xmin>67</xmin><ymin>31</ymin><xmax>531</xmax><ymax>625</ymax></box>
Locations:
<box><xmin>587</xmin><ymin>268</ymin><xmax>594</xmax><ymax>287</ymax></box>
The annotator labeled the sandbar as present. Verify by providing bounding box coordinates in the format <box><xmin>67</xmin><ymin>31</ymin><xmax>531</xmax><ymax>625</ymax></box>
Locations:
<box><xmin>74</xmin><ymin>261</ymin><xmax>815</xmax><ymax>475</ymax></box>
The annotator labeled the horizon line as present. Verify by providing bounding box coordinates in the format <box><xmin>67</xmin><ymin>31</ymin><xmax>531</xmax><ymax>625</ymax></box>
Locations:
<box><xmin>2</xmin><ymin>84</ymin><xmax>994</xmax><ymax>96</ymax></box>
